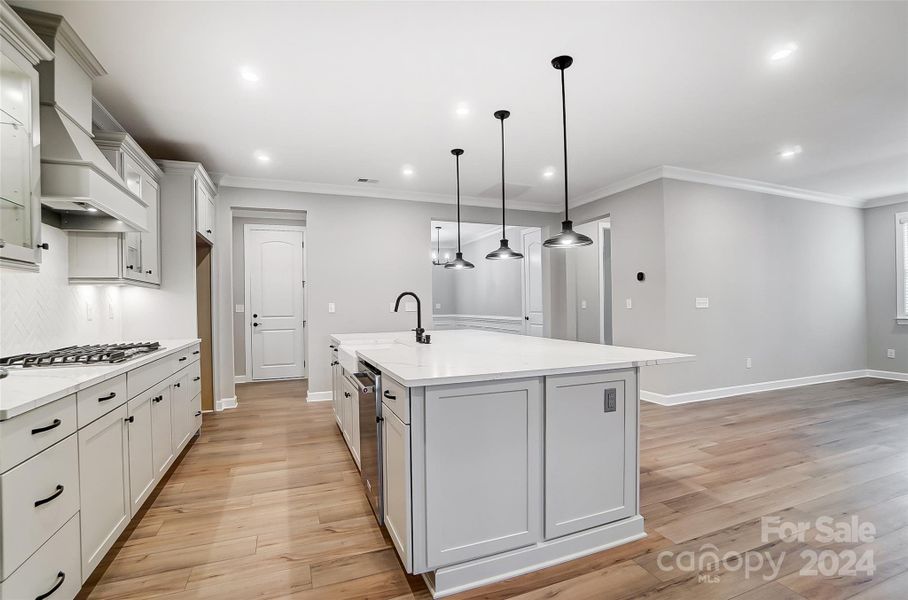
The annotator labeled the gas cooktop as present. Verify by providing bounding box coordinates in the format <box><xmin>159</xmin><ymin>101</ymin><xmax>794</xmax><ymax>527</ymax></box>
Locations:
<box><xmin>0</xmin><ymin>342</ymin><xmax>162</xmax><ymax>369</ymax></box>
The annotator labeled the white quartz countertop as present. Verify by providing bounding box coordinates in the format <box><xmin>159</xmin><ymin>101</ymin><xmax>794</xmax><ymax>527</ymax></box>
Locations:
<box><xmin>0</xmin><ymin>339</ymin><xmax>200</xmax><ymax>420</ymax></box>
<box><xmin>329</xmin><ymin>330</ymin><xmax>693</xmax><ymax>387</ymax></box>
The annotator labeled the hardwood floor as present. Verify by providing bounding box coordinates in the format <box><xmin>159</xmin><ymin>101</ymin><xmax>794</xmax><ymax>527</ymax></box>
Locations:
<box><xmin>79</xmin><ymin>377</ymin><xmax>908</xmax><ymax>600</ymax></box>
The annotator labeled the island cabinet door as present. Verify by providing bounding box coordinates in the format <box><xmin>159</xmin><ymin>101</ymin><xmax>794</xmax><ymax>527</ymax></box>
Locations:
<box><xmin>423</xmin><ymin>378</ymin><xmax>543</xmax><ymax>568</ymax></box>
<box><xmin>544</xmin><ymin>369</ymin><xmax>637</xmax><ymax>539</ymax></box>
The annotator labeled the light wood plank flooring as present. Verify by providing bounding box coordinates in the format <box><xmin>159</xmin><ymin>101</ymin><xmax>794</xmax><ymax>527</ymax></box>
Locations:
<box><xmin>78</xmin><ymin>377</ymin><xmax>908</xmax><ymax>600</ymax></box>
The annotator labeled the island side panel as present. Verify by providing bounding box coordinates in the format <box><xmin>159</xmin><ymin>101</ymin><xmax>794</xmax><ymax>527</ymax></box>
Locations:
<box><xmin>418</xmin><ymin>377</ymin><xmax>544</xmax><ymax>569</ymax></box>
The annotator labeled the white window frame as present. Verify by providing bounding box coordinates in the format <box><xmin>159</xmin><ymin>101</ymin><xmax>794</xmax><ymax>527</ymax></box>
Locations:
<box><xmin>897</xmin><ymin>212</ymin><xmax>908</xmax><ymax>325</ymax></box>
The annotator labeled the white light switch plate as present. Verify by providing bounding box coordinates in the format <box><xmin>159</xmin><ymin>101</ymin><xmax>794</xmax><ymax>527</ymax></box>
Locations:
<box><xmin>625</xmin><ymin>298</ymin><xmax>633</xmax><ymax>309</ymax></box>
<box><xmin>235</xmin><ymin>304</ymin><xmax>245</xmax><ymax>313</ymax></box>
<box><xmin>328</xmin><ymin>302</ymin><xmax>336</xmax><ymax>314</ymax></box>
<box><xmin>86</xmin><ymin>303</ymin><xmax>94</xmax><ymax>321</ymax></box>
<box><xmin>888</xmin><ymin>349</ymin><xmax>896</xmax><ymax>359</ymax></box>
<box><xmin>581</xmin><ymin>300</ymin><xmax>587</xmax><ymax>309</ymax></box>
<box><xmin>435</xmin><ymin>303</ymin><xmax>441</xmax><ymax>309</ymax></box>
<box><xmin>695</xmin><ymin>297</ymin><xmax>710</xmax><ymax>309</ymax></box>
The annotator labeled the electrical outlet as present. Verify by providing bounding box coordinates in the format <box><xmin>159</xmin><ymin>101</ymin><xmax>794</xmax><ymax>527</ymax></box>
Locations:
<box><xmin>695</xmin><ymin>297</ymin><xmax>710</xmax><ymax>309</ymax></box>
<box><xmin>86</xmin><ymin>303</ymin><xmax>94</xmax><ymax>322</ymax></box>
<box><xmin>887</xmin><ymin>349</ymin><xmax>896</xmax><ymax>359</ymax></box>
<box><xmin>435</xmin><ymin>303</ymin><xmax>441</xmax><ymax>309</ymax></box>
<box><xmin>625</xmin><ymin>298</ymin><xmax>633</xmax><ymax>309</ymax></box>
<box><xmin>108</xmin><ymin>301</ymin><xmax>115</xmax><ymax>320</ymax></box>
<box><xmin>745</xmin><ymin>357</ymin><xmax>752</xmax><ymax>369</ymax></box>
<box><xmin>328</xmin><ymin>302</ymin><xmax>336</xmax><ymax>314</ymax></box>
<box><xmin>581</xmin><ymin>300</ymin><xmax>587</xmax><ymax>309</ymax></box>
<box><xmin>235</xmin><ymin>304</ymin><xmax>245</xmax><ymax>313</ymax></box>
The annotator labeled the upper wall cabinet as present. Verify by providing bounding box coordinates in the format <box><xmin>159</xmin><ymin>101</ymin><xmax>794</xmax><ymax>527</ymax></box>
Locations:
<box><xmin>195</xmin><ymin>175</ymin><xmax>216</xmax><ymax>245</ymax></box>
<box><xmin>0</xmin><ymin>1</ymin><xmax>53</xmax><ymax>270</ymax></box>
<box><xmin>68</xmin><ymin>131</ymin><xmax>163</xmax><ymax>286</ymax></box>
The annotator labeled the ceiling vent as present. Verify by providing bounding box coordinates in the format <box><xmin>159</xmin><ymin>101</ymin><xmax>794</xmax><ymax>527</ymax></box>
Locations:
<box><xmin>356</xmin><ymin>178</ymin><xmax>379</xmax><ymax>184</ymax></box>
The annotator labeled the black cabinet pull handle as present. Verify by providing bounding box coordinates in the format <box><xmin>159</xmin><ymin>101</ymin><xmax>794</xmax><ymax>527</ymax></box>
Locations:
<box><xmin>376</xmin><ymin>416</ymin><xmax>384</xmax><ymax>423</ymax></box>
<box><xmin>125</xmin><ymin>415</ymin><xmax>134</xmax><ymax>423</ymax></box>
<box><xmin>195</xmin><ymin>411</ymin><xmax>202</xmax><ymax>417</ymax></box>
<box><xmin>383</xmin><ymin>390</ymin><xmax>396</xmax><ymax>400</ymax></box>
<box><xmin>193</xmin><ymin>376</ymin><xmax>201</xmax><ymax>382</ymax></box>
<box><xmin>152</xmin><ymin>395</ymin><xmax>162</xmax><ymax>403</ymax></box>
<box><xmin>344</xmin><ymin>391</ymin><xmax>351</xmax><ymax>398</ymax></box>
<box><xmin>34</xmin><ymin>485</ymin><xmax>64</xmax><ymax>507</ymax></box>
<box><xmin>146</xmin><ymin>269</ymin><xmax>152</xmax><ymax>274</ymax></box>
<box><xmin>179</xmin><ymin>356</ymin><xmax>188</xmax><ymax>362</ymax></box>
<box><xmin>31</xmin><ymin>419</ymin><xmax>62</xmax><ymax>435</ymax></box>
<box><xmin>330</xmin><ymin>361</ymin><xmax>338</xmax><ymax>366</ymax></box>
<box><xmin>36</xmin><ymin>242</ymin><xmax>49</xmax><ymax>250</ymax></box>
<box><xmin>35</xmin><ymin>571</ymin><xmax>65</xmax><ymax>600</ymax></box>
<box><xmin>329</xmin><ymin>344</ymin><xmax>336</xmax><ymax>349</ymax></box>
<box><xmin>98</xmin><ymin>392</ymin><xmax>116</xmax><ymax>402</ymax></box>
<box><xmin>174</xmin><ymin>382</ymin><xmax>181</xmax><ymax>388</ymax></box>
<box><xmin>126</xmin><ymin>265</ymin><xmax>134</xmax><ymax>270</ymax></box>
<box><xmin>192</xmin><ymin>350</ymin><xmax>200</xmax><ymax>355</ymax></box>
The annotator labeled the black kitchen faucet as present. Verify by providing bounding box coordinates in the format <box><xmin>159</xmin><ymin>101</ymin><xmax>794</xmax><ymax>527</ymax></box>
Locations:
<box><xmin>394</xmin><ymin>292</ymin><xmax>430</xmax><ymax>344</ymax></box>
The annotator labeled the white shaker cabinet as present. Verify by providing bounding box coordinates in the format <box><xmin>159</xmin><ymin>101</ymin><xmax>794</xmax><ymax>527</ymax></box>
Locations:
<box><xmin>78</xmin><ymin>404</ymin><xmax>130</xmax><ymax>580</ymax></box>
<box><xmin>382</xmin><ymin>406</ymin><xmax>411</xmax><ymax>571</ymax></box>
<box><xmin>150</xmin><ymin>385</ymin><xmax>174</xmax><ymax>479</ymax></box>
<box><xmin>195</xmin><ymin>176</ymin><xmax>215</xmax><ymax>244</ymax></box>
<box><xmin>171</xmin><ymin>370</ymin><xmax>192</xmax><ymax>452</ymax></box>
<box><xmin>126</xmin><ymin>393</ymin><xmax>155</xmax><ymax>517</ymax></box>
<box><xmin>544</xmin><ymin>370</ymin><xmax>638</xmax><ymax>539</ymax></box>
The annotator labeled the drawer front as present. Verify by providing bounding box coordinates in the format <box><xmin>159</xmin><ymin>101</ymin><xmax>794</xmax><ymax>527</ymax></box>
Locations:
<box><xmin>77</xmin><ymin>374</ymin><xmax>127</xmax><ymax>427</ymax></box>
<box><xmin>0</xmin><ymin>434</ymin><xmax>79</xmax><ymax>580</ymax></box>
<box><xmin>0</xmin><ymin>395</ymin><xmax>76</xmax><ymax>473</ymax></box>
<box><xmin>0</xmin><ymin>514</ymin><xmax>81</xmax><ymax>600</ymax></box>
<box><xmin>127</xmin><ymin>344</ymin><xmax>200</xmax><ymax>399</ymax></box>
<box><xmin>381</xmin><ymin>375</ymin><xmax>410</xmax><ymax>424</ymax></box>
<box><xmin>189</xmin><ymin>360</ymin><xmax>202</xmax><ymax>399</ymax></box>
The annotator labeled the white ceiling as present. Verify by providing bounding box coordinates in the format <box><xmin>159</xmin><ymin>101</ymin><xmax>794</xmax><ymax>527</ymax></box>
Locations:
<box><xmin>16</xmin><ymin>1</ymin><xmax>908</xmax><ymax>208</ymax></box>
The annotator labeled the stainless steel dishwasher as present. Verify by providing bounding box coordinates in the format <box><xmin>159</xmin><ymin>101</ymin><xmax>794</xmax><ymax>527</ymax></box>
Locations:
<box><xmin>352</xmin><ymin>360</ymin><xmax>383</xmax><ymax>525</ymax></box>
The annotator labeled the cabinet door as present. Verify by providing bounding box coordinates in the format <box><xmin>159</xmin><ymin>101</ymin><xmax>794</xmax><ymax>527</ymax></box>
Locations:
<box><xmin>78</xmin><ymin>404</ymin><xmax>130</xmax><ymax>579</ymax></box>
<box><xmin>194</xmin><ymin>179</ymin><xmax>213</xmax><ymax>242</ymax></box>
<box><xmin>171</xmin><ymin>371</ymin><xmax>191</xmax><ymax>451</ymax></box>
<box><xmin>151</xmin><ymin>386</ymin><xmax>174</xmax><ymax>478</ymax></box>
<box><xmin>383</xmin><ymin>407</ymin><xmax>411</xmax><ymax>571</ymax></box>
<box><xmin>140</xmin><ymin>176</ymin><xmax>160</xmax><ymax>284</ymax></box>
<box><xmin>121</xmin><ymin>155</ymin><xmax>145</xmax><ymax>281</ymax></box>
<box><xmin>206</xmin><ymin>195</ymin><xmax>216</xmax><ymax>241</ymax></box>
<box><xmin>190</xmin><ymin>392</ymin><xmax>202</xmax><ymax>434</ymax></box>
<box><xmin>126</xmin><ymin>393</ymin><xmax>155</xmax><ymax>516</ymax></box>
<box><xmin>341</xmin><ymin>377</ymin><xmax>354</xmax><ymax>447</ymax></box>
<box><xmin>423</xmin><ymin>378</ymin><xmax>542</xmax><ymax>568</ymax></box>
<box><xmin>544</xmin><ymin>370</ymin><xmax>637</xmax><ymax>539</ymax></box>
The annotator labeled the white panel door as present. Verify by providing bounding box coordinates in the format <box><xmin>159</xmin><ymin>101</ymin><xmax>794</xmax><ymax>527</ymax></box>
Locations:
<box><xmin>246</xmin><ymin>226</ymin><xmax>305</xmax><ymax>380</ymax></box>
<box><xmin>522</xmin><ymin>229</ymin><xmax>544</xmax><ymax>336</ymax></box>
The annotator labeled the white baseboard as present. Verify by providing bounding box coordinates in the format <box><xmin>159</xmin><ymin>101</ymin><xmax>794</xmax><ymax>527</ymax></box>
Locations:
<box><xmin>234</xmin><ymin>375</ymin><xmax>249</xmax><ymax>384</ymax></box>
<box><xmin>306</xmin><ymin>390</ymin><xmax>332</xmax><ymax>402</ymax></box>
<box><xmin>641</xmin><ymin>369</ymin><xmax>906</xmax><ymax>406</ymax></box>
<box><xmin>216</xmin><ymin>396</ymin><xmax>238</xmax><ymax>411</ymax></box>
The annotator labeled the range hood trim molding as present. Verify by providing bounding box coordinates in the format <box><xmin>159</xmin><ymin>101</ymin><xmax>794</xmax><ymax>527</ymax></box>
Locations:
<box><xmin>1</xmin><ymin>3</ymin><xmax>54</xmax><ymax>64</ymax></box>
<box><xmin>11</xmin><ymin>6</ymin><xmax>106</xmax><ymax>78</ymax></box>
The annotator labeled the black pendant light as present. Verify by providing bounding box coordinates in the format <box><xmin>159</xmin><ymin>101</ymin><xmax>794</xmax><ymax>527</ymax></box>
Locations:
<box><xmin>431</xmin><ymin>226</ymin><xmax>448</xmax><ymax>266</ymax></box>
<box><xmin>543</xmin><ymin>55</ymin><xmax>593</xmax><ymax>248</ymax></box>
<box><xmin>486</xmin><ymin>110</ymin><xmax>524</xmax><ymax>260</ymax></box>
<box><xmin>445</xmin><ymin>148</ymin><xmax>475</xmax><ymax>270</ymax></box>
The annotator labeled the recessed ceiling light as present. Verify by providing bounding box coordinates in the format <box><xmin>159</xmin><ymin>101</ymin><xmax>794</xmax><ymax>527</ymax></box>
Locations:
<box><xmin>402</xmin><ymin>165</ymin><xmax>415</xmax><ymax>176</ymax></box>
<box><xmin>254</xmin><ymin>151</ymin><xmax>271</xmax><ymax>163</ymax></box>
<box><xmin>240</xmin><ymin>67</ymin><xmax>260</xmax><ymax>83</ymax></box>
<box><xmin>455</xmin><ymin>103</ymin><xmax>470</xmax><ymax>117</ymax></box>
<box><xmin>778</xmin><ymin>145</ymin><xmax>803</xmax><ymax>159</ymax></box>
<box><xmin>86</xmin><ymin>207</ymin><xmax>98</xmax><ymax>213</ymax></box>
<box><xmin>542</xmin><ymin>167</ymin><xmax>556</xmax><ymax>179</ymax></box>
<box><xmin>769</xmin><ymin>42</ymin><xmax>798</xmax><ymax>62</ymax></box>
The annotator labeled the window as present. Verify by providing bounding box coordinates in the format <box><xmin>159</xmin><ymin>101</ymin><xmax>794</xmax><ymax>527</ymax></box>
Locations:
<box><xmin>898</xmin><ymin>212</ymin><xmax>908</xmax><ymax>324</ymax></box>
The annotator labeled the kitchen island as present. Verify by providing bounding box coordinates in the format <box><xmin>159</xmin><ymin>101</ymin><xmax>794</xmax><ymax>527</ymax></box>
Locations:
<box><xmin>328</xmin><ymin>330</ymin><xmax>692</xmax><ymax>598</ymax></box>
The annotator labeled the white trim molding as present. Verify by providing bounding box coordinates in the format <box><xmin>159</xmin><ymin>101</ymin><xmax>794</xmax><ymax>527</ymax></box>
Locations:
<box><xmin>216</xmin><ymin>396</ymin><xmax>238</xmax><ymax>411</ymax></box>
<box><xmin>234</xmin><ymin>375</ymin><xmax>250</xmax><ymax>384</ymax></box>
<box><xmin>432</xmin><ymin>314</ymin><xmax>524</xmax><ymax>335</ymax></box>
<box><xmin>865</xmin><ymin>194</ymin><xmax>908</xmax><ymax>209</ymax></box>
<box><xmin>306</xmin><ymin>390</ymin><xmax>332</xmax><ymax>402</ymax></box>
<box><xmin>641</xmin><ymin>369</ymin><xmax>908</xmax><ymax>406</ymax></box>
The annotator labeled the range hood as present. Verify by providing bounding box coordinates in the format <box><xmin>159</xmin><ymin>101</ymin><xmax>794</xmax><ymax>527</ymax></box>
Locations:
<box><xmin>13</xmin><ymin>7</ymin><xmax>148</xmax><ymax>232</ymax></box>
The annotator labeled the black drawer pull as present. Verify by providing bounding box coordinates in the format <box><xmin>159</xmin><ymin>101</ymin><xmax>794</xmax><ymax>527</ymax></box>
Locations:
<box><xmin>193</xmin><ymin>376</ymin><xmax>201</xmax><ymax>382</ymax></box>
<box><xmin>98</xmin><ymin>392</ymin><xmax>116</xmax><ymax>402</ymax></box>
<box><xmin>34</xmin><ymin>485</ymin><xmax>64</xmax><ymax>507</ymax></box>
<box><xmin>178</xmin><ymin>356</ymin><xmax>188</xmax><ymax>362</ymax></box>
<box><xmin>35</xmin><ymin>571</ymin><xmax>65</xmax><ymax>600</ymax></box>
<box><xmin>152</xmin><ymin>395</ymin><xmax>162</xmax><ymax>403</ymax></box>
<box><xmin>192</xmin><ymin>350</ymin><xmax>200</xmax><ymax>355</ymax></box>
<box><xmin>125</xmin><ymin>415</ymin><xmax>134</xmax><ymax>423</ymax></box>
<box><xmin>344</xmin><ymin>391</ymin><xmax>351</xmax><ymax>398</ymax></box>
<box><xmin>174</xmin><ymin>382</ymin><xmax>181</xmax><ymax>388</ymax></box>
<box><xmin>383</xmin><ymin>390</ymin><xmax>397</xmax><ymax>400</ymax></box>
<box><xmin>31</xmin><ymin>419</ymin><xmax>62</xmax><ymax>435</ymax></box>
<box><xmin>195</xmin><ymin>411</ymin><xmax>202</xmax><ymax>417</ymax></box>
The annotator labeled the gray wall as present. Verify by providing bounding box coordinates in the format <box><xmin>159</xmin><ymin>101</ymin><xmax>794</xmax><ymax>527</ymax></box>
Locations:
<box><xmin>214</xmin><ymin>187</ymin><xmax>558</xmax><ymax>400</ymax></box>
<box><xmin>865</xmin><ymin>195</ymin><xmax>908</xmax><ymax>372</ymax></box>
<box><xmin>232</xmin><ymin>215</ymin><xmax>308</xmax><ymax>378</ymax></box>
<box><xmin>431</xmin><ymin>246</ymin><xmax>457</xmax><ymax>314</ymax></box>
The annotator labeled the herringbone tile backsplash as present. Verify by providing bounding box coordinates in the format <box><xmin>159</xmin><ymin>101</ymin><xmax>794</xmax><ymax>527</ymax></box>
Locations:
<box><xmin>0</xmin><ymin>225</ymin><xmax>124</xmax><ymax>357</ymax></box>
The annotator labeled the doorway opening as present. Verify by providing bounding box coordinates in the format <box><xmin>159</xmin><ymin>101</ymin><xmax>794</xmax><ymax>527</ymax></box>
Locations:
<box><xmin>430</xmin><ymin>220</ymin><xmax>544</xmax><ymax>336</ymax></box>
<box><xmin>566</xmin><ymin>217</ymin><xmax>612</xmax><ymax>344</ymax></box>
<box><xmin>195</xmin><ymin>242</ymin><xmax>215</xmax><ymax>410</ymax></box>
<box><xmin>233</xmin><ymin>210</ymin><xmax>308</xmax><ymax>383</ymax></box>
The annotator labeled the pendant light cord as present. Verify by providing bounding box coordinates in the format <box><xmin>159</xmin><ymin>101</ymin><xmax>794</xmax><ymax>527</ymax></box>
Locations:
<box><xmin>560</xmin><ymin>67</ymin><xmax>569</xmax><ymax>220</ymax></box>
<box><xmin>455</xmin><ymin>153</ymin><xmax>462</xmax><ymax>252</ymax></box>
<box><xmin>500</xmin><ymin>117</ymin><xmax>506</xmax><ymax>238</ymax></box>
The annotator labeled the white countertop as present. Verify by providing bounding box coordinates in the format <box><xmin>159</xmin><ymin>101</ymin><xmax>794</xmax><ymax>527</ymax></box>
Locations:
<box><xmin>329</xmin><ymin>330</ymin><xmax>693</xmax><ymax>387</ymax></box>
<box><xmin>0</xmin><ymin>339</ymin><xmax>200</xmax><ymax>421</ymax></box>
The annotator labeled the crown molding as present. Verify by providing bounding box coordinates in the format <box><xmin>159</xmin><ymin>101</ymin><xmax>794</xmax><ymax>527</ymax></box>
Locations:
<box><xmin>571</xmin><ymin>165</ymin><xmax>866</xmax><ymax>209</ymax></box>
<box><xmin>157</xmin><ymin>159</ymin><xmax>216</xmax><ymax>192</ymax></box>
<box><xmin>1</xmin><ymin>2</ymin><xmax>53</xmax><ymax>65</ymax></box>
<box><xmin>13</xmin><ymin>6</ymin><xmax>106</xmax><ymax>78</ymax></box>
<box><xmin>863</xmin><ymin>193</ymin><xmax>908</xmax><ymax>209</ymax></box>
<box><xmin>217</xmin><ymin>174</ymin><xmax>562</xmax><ymax>213</ymax></box>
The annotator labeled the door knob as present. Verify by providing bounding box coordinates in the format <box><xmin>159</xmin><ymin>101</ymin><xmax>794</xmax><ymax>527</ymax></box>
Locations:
<box><xmin>525</xmin><ymin>316</ymin><xmax>529</xmax><ymax>320</ymax></box>
<box><xmin>253</xmin><ymin>313</ymin><xmax>258</xmax><ymax>318</ymax></box>
<box><xmin>253</xmin><ymin>322</ymin><xmax>260</xmax><ymax>327</ymax></box>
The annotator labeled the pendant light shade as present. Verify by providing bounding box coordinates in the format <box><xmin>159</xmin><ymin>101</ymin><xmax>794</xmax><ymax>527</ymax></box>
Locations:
<box><xmin>486</xmin><ymin>110</ymin><xmax>523</xmax><ymax>261</ymax></box>
<box><xmin>445</xmin><ymin>149</ymin><xmax>475</xmax><ymax>270</ymax></box>
<box><xmin>543</xmin><ymin>55</ymin><xmax>593</xmax><ymax>249</ymax></box>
